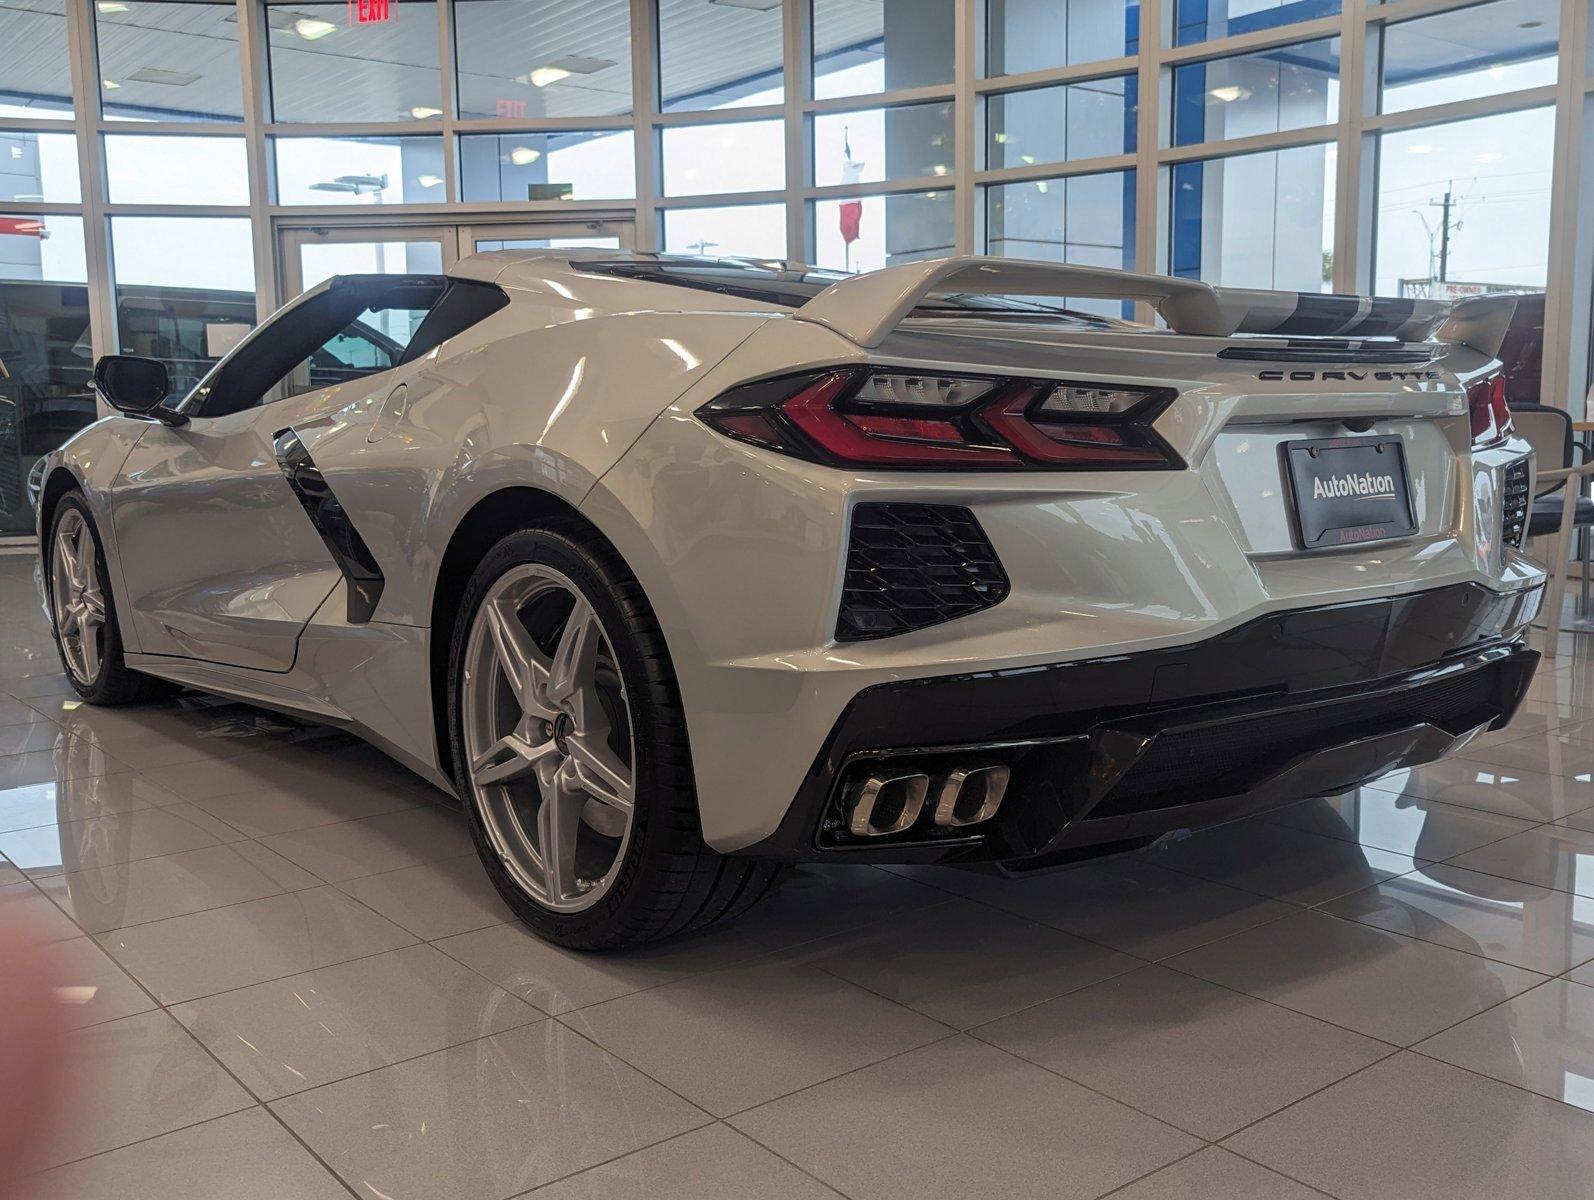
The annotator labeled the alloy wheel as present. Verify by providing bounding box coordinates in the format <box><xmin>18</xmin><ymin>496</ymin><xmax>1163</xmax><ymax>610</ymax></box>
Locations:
<box><xmin>51</xmin><ymin>508</ymin><xmax>107</xmax><ymax>687</ymax></box>
<box><xmin>461</xmin><ymin>563</ymin><xmax>637</xmax><ymax>912</ymax></box>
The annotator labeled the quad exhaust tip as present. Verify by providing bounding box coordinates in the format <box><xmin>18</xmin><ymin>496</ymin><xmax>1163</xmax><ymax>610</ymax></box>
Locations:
<box><xmin>848</xmin><ymin>763</ymin><xmax>1010</xmax><ymax>838</ymax></box>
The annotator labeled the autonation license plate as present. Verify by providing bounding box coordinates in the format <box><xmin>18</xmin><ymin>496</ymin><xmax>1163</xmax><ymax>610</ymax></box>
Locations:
<box><xmin>1283</xmin><ymin>435</ymin><xmax>1417</xmax><ymax>550</ymax></box>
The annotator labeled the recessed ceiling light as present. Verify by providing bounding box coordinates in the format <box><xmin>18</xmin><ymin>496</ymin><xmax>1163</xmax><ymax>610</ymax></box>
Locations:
<box><xmin>525</xmin><ymin>66</ymin><xmax>571</xmax><ymax>88</ymax></box>
<box><xmin>126</xmin><ymin>67</ymin><xmax>201</xmax><ymax>86</ymax></box>
<box><xmin>1406</xmin><ymin>143</ymin><xmax>1434</xmax><ymax>154</ymax></box>
<box><xmin>410</xmin><ymin>105</ymin><xmax>442</xmax><ymax>119</ymax></box>
<box><xmin>1035</xmin><ymin>180</ymin><xmax>1050</xmax><ymax>193</ymax></box>
<box><xmin>931</xmin><ymin>163</ymin><xmax>949</xmax><ymax>176</ymax></box>
<box><xmin>993</xmin><ymin>132</ymin><xmax>1008</xmax><ymax>144</ymax></box>
<box><xmin>1209</xmin><ymin>84</ymin><xmax>1250</xmax><ymax>102</ymax></box>
<box><xmin>101</xmin><ymin>78</ymin><xmax>120</xmax><ymax>90</ymax></box>
<box><xmin>1019</xmin><ymin>154</ymin><xmax>1036</xmax><ymax>165</ymax></box>
<box><xmin>294</xmin><ymin>16</ymin><xmax>335</xmax><ymax>39</ymax></box>
<box><xmin>508</xmin><ymin>146</ymin><xmax>542</xmax><ymax>166</ymax></box>
<box><xmin>96</xmin><ymin>2</ymin><xmax>128</xmax><ymax>12</ymax></box>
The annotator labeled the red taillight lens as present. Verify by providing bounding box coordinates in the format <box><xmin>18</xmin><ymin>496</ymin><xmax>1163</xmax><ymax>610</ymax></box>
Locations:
<box><xmin>698</xmin><ymin>369</ymin><xmax>1181</xmax><ymax>471</ymax></box>
<box><xmin>1468</xmin><ymin>372</ymin><xmax>1511</xmax><ymax>448</ymax></box>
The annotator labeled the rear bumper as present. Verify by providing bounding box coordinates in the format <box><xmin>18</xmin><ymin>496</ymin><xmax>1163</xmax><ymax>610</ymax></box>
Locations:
<box><xmin>745</xmin><ymin>580</ymin><xmax>1541</xmax><ymax>865</ymax></box>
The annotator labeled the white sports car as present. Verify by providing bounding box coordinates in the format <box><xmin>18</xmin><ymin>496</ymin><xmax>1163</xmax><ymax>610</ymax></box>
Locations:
<box><xmin>40</xmin><ymin>252</ymin><xmax>1543</xmax><ymax>948</ymax></box>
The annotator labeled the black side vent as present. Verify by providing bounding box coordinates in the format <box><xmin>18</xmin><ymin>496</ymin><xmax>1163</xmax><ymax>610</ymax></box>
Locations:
<box><xmin>1502</xmin><ymin>458</ymin><xmax>1530</xmax><ymax>550</ymax></box>
<box><xmin>837</xmin><ymin>504</ymin><xmax>1009</xmax><ymax>642</ymax></box>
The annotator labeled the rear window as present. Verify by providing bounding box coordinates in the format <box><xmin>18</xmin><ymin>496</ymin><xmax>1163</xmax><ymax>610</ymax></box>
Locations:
<box><xmin>575</xmin><ymin>257</ymin><xmax>1148</xmax><ymax>329</ymax></box>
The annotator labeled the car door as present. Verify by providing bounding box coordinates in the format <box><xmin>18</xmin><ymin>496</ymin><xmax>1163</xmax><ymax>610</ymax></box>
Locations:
<box><xmin>110</xmin><ymin>276</ymin><xmax>445</xmax><ymax>671</ymax></box>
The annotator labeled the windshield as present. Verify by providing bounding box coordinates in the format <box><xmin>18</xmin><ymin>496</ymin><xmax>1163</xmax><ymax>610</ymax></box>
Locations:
<box><xmin>574</xmin><ymin>257</ymin><xmax>1149</xmax><ymax>329</ymax></box>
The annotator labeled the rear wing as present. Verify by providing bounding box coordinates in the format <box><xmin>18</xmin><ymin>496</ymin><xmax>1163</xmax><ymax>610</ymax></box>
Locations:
<box><xmin>792</xmin><ymin>256</ymin><xmax>1454</xmax><ymax>348</ymax></box>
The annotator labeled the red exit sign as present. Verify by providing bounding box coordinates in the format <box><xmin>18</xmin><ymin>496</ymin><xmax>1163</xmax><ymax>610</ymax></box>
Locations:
<box><xmin>349</xmin><ymin>0</ymin><xmax>391</xmax><ymax>23</ymax></box>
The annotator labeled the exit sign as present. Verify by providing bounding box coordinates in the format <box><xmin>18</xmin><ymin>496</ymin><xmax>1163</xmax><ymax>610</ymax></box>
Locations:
<box><xmin>350</xmin><ymin>0</ymin><xmax>391</xmax><ymax>23</ymax></box>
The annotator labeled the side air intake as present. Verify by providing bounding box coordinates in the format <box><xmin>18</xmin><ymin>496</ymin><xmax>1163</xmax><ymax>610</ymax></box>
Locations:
<box><xmin>836</xmin><ymin>503</ymin><xmax>1008</xmax><ymax>642</ymax></box>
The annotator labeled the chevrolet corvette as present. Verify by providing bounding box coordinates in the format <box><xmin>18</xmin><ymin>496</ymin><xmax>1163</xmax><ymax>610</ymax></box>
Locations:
<box><xmin>39</xmin><ymin>252</ymin><xmax>1543</xmax><ymax>947</ymax></box>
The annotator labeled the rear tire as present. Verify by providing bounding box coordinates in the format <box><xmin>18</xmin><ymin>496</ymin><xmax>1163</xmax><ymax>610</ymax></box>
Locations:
<box><xmin>45</xmin><ymin>494</ymin><xmax>170</xmax><ymax>705</ymax></box>
<box><xmin>447</xmin><ymin>519</ymin><xmax>783</xmax><ymax>949</ymax></box>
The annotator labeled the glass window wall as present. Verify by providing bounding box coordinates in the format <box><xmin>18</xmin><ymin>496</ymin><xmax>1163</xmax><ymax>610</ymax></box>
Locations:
<box><xmin>0</xmin><ymin>0</ymin><xmax>74</xmax><ymax>117</ymax></box>
<box><xmin>986</xmin><ymin>0</ymin><xmax>1139</xmax><ymax>77</ymax></box>
<box><xmin>1170</xmin><ymin>37</ymin><xmax>1339</xmax><ymax>146</ymax></box>
<box><xmin>813</xmin><ymin>0</ymin><xmax>955</xmax><ymax>99</ymax></box>
<box><xmin>460</xmin><ymin>131</ymin><xmax>636</xmax><ymax>203</ymax></box>
<box><xmin>812</xmin><ymin>190</ymin><xmax>954</xmax><ymax>273</ymax></box>
<box><xmin>96</xmin><ymin>0</ymin><xmax>243</xmax><ymax>122</ymax></box>
<box><xmin>0</xmin><ymin>214</ymin><xmax>90</xmax><ymax>535</ymax></box>
<box><xmin>1380</xmin><ymin>0</ymin><xmax>1558</xmax><ymax>115</ymax></box>
<box><xmin>1168</xmin><ymin>142</ymin><xmax>1335</xmax><ymax>292</ymax></box>
<box><xmin>987</xmin><ymin>78</ymin><xmax>1137</xmax><ymax>168</ymax></box>
<box><xmin>104</xmin><ymin>135</ymin><xmax>250</xmax><ymax>206</ymax></box>
<box><xmin>0</xmin><ymin>132</ymin><xmax>79</xmax><ymax>205</ymax></box>
<box><xmin>453</xmin><ymin>0</ymin><xmax>633</xmax><ymax>120</ymax></box>
<box><xmin>266</xmin><ymin>0</ymin><xmax>441</xmax><ymax>124</ymax></box>
<box><xmin>659</xmin><ymin>0</ymin><xmax>783</xmax><ymax>112</ymax></box>
<box><xmin>662</xmin><ymin>120</ymin><xmax>784</xmax><ymax>197</ymax></box>
<box><xmin>1374</xmin><ymin>107</ymin><xmax>1552</xmax><ymax>297</ymax></box>
<box><xmin>110</xmin><ymin>216</ymin><xmax>255</xmax><ymax>396</ymax></box>
<box><xmin>813</xmin><ymin>101</ymin><xmax>954</xmax><ymax>187</ymax></box>
<box><xmin>663</xmin><ymin>203</ymin><xmax>785</xmax><ymax>258</ymax></box>
<box><xmin>274</xmin><ymin>136</ymin><xmax>445</xmax><ymax>204</ymax></box>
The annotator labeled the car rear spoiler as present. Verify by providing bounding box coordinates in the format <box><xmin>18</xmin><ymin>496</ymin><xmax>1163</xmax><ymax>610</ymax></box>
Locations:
<box><xmin>792</xmin><ymin>256</ymin><xmax>1457</xmax><ymax>348</ymax></box>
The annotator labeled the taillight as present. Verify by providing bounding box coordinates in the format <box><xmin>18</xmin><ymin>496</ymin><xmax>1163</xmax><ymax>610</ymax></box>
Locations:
<box><xmin>697</xmin><ymin>368</ymin><xmax>1182</xmax><ymax>471</ymax></box>
<box><xmin>1467</xmin><ymin>372</ymin><xmax>1512</xmax><ymax>448</ymax></box>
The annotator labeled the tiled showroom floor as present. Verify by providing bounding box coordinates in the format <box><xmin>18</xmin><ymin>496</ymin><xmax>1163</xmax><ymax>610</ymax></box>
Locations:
<box><xmin>8</xmin><ymin>553</ymin><xmax>1594</xmax><ymax>1198</ymax></box>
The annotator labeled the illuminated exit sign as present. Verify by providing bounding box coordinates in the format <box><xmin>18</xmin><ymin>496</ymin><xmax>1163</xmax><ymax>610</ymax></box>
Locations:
<box><xmin>349</xmin><ymin>0</ymin><xmax>391</xmax><ymax>23</ymax></box>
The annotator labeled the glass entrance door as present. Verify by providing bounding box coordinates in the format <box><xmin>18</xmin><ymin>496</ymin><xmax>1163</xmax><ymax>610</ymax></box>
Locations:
<box><xmin>279</xmin><ymin>226</ymin><xmax>455</xmax><ymax>300</ymax></box>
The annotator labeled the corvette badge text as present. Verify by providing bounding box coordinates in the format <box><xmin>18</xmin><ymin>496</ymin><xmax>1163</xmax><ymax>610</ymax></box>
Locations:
<box><xmin>1312</xmin><ymin>470</ymin><xmax>1398</xmax><ymax>501</ymax></box>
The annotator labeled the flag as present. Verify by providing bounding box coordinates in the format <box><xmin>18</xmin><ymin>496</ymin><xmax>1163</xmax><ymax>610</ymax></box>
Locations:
<box><xmin>839</xmin><ymin>128</ymin><xmax>864</xmax><ymax>248</ymax></box>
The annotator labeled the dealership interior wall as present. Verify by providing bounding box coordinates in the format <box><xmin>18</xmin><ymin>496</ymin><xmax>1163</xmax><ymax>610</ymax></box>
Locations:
<box><xmin>0</xmin><ymin>0</ymin><xmax>1588</xmax><ymax>539</ymax></box>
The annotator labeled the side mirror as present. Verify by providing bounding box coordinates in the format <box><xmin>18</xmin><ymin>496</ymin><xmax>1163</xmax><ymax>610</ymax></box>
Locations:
<box><xmin>93</xmin><ymin>355</ymin><xmax>178</xmax><ymax>421</ymax></box>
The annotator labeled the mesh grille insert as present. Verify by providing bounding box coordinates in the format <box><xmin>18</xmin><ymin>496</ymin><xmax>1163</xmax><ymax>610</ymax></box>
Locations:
<box><xmin>837</xmin><ymin>503</ymin><xmax>1009</xmax><ymax>642</ymax></box>
<box><xmin>1502</xmin><ymin>458</ymin><xmax>1530</xmax><ymax>550</ymax></box>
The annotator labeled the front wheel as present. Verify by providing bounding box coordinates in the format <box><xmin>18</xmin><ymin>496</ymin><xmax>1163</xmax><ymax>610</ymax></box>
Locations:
<box><xmin>447</xmin><ymin>521</ymin><xmax>782</xmax><ymax>949</ymax></box>
<box><xmin>46</xmin><ymin>494</ymin><xmax>168</xmax><ymax>705</ymax></box>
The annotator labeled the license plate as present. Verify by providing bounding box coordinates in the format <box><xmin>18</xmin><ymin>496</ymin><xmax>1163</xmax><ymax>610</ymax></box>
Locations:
<box><xmin>1282</xmin><ymin>435</ymin><xmax>1417</xmax><ymax>550</ymax></box>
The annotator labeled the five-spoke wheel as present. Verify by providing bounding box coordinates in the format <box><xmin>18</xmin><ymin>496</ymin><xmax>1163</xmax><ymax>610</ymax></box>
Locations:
<box><xmin>50</xmin><ymin>506</ymin><xmax>107</xmax><ymax>688</ymax></box>
<box><xmin>460</xmin><ymin>562</ymin><xmax>637</xmax><ymax>912</ymax></box>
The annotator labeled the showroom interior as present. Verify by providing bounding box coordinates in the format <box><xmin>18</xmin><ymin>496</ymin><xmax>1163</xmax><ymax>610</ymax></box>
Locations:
<box><xmin>1</xmin><ymin>0</ymin><xmax>1593</xmax><ymax>1196</ymax></box>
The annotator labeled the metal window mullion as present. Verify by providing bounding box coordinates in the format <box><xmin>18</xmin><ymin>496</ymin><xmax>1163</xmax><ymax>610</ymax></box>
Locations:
<box><xmin>64</xmin><ymin>0</ymin><xmax>115</xmax><ymax>369</ymax></box>
<box><xmin>631</xmin><ymin>0</ymin><xmax>659</xmax><ymax>251</ymax></box>
<box><xmin>237</xmin><ymin>0</ymin><xmax>277</xmax><ymax>318</ymax></box>
<box><xmin>1135</xmin><ymin>0</ymin><xmax>1165</xmax><ymax>304</ymax></box>
<box><xmin>1541</xmin><ymin>0</ymin><xmax>1593</xmax><ymax>415</ymax></box>
<box><xmin>1157</xmin><ymin>123</ymin><xmax>1339</xmax><ymax>164</ymax></box>
<box><xmin>976</xmin><ymin>152</ymin><xmax>1138</xmax><ymax>187</ymax></box>
<box><xmin>1365</xmin><ymin>84</ymin><xmax>1560</xmax><ymax>132</ymax></box>
<box><xmin>803</xmin><ymin>83</ymin><xmax>958</xmax><ymax>114</ymax></box>
<box><xmin>1364</xmin><ymin>0</ymin><xmax>1508</xmax><ymax>27</ymax></box>
<box><xmin>784</xmin><ymin>0</ymin><xmax>811</xmax><ymax>262</ymax></box>
<box><xmin>973</xmin><ymin>56</ymin><xmax>1139</xmax><ymax>96</ymax></box>
<box><xmin>437</xmin><ymin>0</ymin><xmax>458</xmax><ymax>206</ymax></box>
<box><xmin>1159</xmin><ymin>15</ymin><xmax>1342</xmax><ymax>66</ymax></box>
<box><xmin>950</xmin><ymin>0</ymin><xmax>975</xmax><ymax>255</ymax></box>
<box><xmin>1335</xmin><ymin>0</ymin><xmax>1372</xmax><ymax>294</ymax></box>
<box><xmin>654</xmin><ymin>103</ymin><xmax>785</xmax><ymax>127</ymax></box>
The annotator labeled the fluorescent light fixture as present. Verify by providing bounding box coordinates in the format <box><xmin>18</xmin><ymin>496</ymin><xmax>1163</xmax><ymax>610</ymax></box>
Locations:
<box><xmin>931</xmin><ymin>163</ymin><xmax>949</xmax><ymax>176</ymax></box>
<box><xmin>101</xmin><ymin>78</ymin><xmax>120</xmax><ymax>90</ymax></box>
<box><xmin>294</xmin><ymin>16</ymin><xmax>335</xmax><ymax>39</ymax></box>
<box><xmin>410</xmin><ymin>105</ymin><xmax>442</xmax><ymax>119</ymax></box>
<box><xmin>96</xmin><ymin>2</ymin><xmax>128</xmax><ymax>12</ymax></box>
<box><xmin>1019</xmin><ymin>154</ymin><xmax>1036</xmax><ymax>165</ymax></box>
<box><xmin>508</xmin><ymin>146</ymin><xmax>542</xmax><ymax>166</ymax></box>
<box><xmin>993</xmin><ymin>132</ymin><xmax>1008</xmax><ymax>144</ymax></box>
<box><xmin>1209</xmin><ymin>85</ymin><xmax>1250</xmax><ymax>102</ymax></box>
<box><xmin>526</xmin><ymin>66</ymin><xmax>571</xmax><ymax>88</ymax></box>
<box><xmin>520</xmin><ymin>54</ymin><xmax>614</xmax><ymax>86</ymax></box>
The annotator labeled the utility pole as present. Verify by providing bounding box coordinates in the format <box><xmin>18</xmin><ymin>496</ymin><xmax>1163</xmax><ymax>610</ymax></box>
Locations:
<box><xmin>1436</xmin><ymin>184</ymin><xmax>1453</xmax><ymax>283</ymax></box>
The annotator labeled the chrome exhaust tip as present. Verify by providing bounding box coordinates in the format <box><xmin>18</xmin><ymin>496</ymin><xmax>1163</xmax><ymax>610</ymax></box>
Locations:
<box><xmin>933</xmin><ymin>764</ymin><xmax>1010</xmax><ymax>827</ymax></box>
<box><xmin>848</xmin><ymin>772</ymin><xmax>930</xmax><ymax>837</ymax></box>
